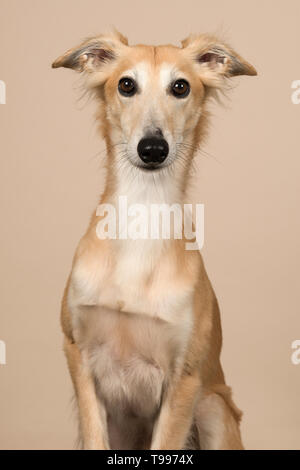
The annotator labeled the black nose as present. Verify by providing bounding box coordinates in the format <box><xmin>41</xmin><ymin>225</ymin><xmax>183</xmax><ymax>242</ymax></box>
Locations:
<box><xmin>137</xmin><ymin>137</ymin><xmax>169</xmax><ymax>165</ymax></box>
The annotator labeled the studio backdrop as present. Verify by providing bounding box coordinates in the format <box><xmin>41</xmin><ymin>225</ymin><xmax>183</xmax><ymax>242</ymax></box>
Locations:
<box><xmin>0</xmin><ymin>0</ymin><xmax>299</xmax><ymax>450</ymax></box>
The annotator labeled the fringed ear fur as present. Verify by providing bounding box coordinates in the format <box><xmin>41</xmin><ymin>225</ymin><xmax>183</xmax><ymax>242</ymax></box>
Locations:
<box><xmin>182</xmin><ymin>34</ymin><xmax>257</xmax><ymax>88</ymax></box>
<box><xmin>52</xmin><ymin>30</ymin><xmax>128</xmax><ymax>72</ymax></box>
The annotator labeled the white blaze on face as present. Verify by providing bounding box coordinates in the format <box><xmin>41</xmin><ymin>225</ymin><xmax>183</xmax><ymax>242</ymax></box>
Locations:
<box><xmin>159</xmin><ymin>63</ymin><xmax>176</xmax><ymax>90</ymax></box>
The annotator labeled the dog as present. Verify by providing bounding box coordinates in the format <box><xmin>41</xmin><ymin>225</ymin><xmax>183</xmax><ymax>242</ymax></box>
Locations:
<box><xmin>52</xmin><ymin>30</ymin><xmax>256</xmax><ymax>450</ymax></box>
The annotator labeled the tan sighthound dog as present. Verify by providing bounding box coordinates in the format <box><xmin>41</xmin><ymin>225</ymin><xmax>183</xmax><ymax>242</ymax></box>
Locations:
<box><xmin>53</xmin><ymin>31</ymin><xmax>256</xmax><ymax>450</ymax></box>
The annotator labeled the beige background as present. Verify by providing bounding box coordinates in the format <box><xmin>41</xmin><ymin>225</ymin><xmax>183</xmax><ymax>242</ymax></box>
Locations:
<box><xmin>0</xmin><ymin>0</ymin><xmax>299</xmax><ymax>450</ymax></box>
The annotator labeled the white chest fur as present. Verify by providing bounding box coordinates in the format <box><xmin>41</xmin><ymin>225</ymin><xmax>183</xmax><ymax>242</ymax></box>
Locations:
<box><xmin>68</xmin><ymin>236</ymin><xmax>194</xmax><ymax>419</ymax></box>
<box><xmin>71</xmin><ymin>237</ymin><xmax>194</xmax><ymax>323</ymax></box>
<box><xmin>75</xmin><ymin>305</ymin><xmax>183</xmax><ymax>419</ymax></box>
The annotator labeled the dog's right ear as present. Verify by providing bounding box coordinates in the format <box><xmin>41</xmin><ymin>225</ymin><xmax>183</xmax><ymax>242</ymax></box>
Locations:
<box><xmin>181</xmin><ymin>33</ymin><xmax>257</xmax><ymax>89</ymax></box>
<box><xmin>52</xmin><ymin>31</ymin><xmax>128</xmax><ymax>73</ymax></box>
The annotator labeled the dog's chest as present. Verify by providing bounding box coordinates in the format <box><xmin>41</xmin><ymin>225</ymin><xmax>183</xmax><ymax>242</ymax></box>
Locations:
<box><xmin>70</xmin><ymin>239</ymin><xmax>194</xmax><ymax>417</ymax></box>
<box><xmin>72</xmin><ymin>238</ymin><xmax>194</xmax><ymax>323</ymax></box>
<box><xmin>77</xmin><ymin>306</ymin><xmax>181</xmax><ymax>418</ymax></box>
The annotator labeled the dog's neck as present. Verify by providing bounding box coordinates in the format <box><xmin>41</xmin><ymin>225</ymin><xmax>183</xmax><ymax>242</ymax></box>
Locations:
<box><xmin>93</xmin><ymin>142</ymin><xmax>198</xmax><ymax>256</ymax></box>
<box><xmin>100</xmin><ymin>148</ymin><xmax>192</xmax><ymax>208</ymax></box>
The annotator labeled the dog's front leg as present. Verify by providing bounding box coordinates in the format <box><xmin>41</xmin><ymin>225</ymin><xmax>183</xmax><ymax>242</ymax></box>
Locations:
<box><xmin>151</xmin><ymin>372</ymin><xmax>200</xmax><ymax>450</ymax></box>
<box><xmin>63</xmin><ymin>336</ymin><xmax>110</xmax><ymax>450</ymax></box>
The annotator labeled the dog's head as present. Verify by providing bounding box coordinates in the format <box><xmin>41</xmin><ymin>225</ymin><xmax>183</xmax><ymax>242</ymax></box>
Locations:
<box><xmin>53</xmin><ymin>31</ymin><xmax>256</xmax><ymax>173</ymax></box>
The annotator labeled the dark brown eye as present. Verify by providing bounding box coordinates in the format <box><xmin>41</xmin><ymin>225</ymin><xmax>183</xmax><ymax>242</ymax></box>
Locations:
<box><xmin>171</xmin><ymin>79</ymin><xmax>190</xmax><ymax>98</ymax></box>
<box><xmin>118</xmin><ymin>77</ymin><xmax>137</xmax><ymax>96</ymax></box>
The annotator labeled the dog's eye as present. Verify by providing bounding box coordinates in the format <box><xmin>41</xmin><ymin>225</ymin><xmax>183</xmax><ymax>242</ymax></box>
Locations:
<box><xmin>171</xmin><ymin>79</ymin><xmax>190</xmax><ymax>98</ymax></box>
<box><xmin>118</xmin><ymin>77</ymin><xmax>137</xmax><ymax>97</ymax></box>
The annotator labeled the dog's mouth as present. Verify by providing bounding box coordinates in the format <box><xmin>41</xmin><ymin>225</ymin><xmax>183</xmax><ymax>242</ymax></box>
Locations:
<box><xmin>132</xmin><ymin>161</ymin><xmax>168</xmax><ymax>173</ymax></box>
<box><xmin>138</xmin><ymin>164</ymin><xmax>165</xmax><ymax>172</ymax></box>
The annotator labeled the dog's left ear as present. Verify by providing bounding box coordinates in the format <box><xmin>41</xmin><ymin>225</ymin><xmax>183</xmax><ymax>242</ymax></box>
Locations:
<box><xmin>182</xmin><ymin>34</ymin><xmax>257</xmax><ymax>87</ymax></box>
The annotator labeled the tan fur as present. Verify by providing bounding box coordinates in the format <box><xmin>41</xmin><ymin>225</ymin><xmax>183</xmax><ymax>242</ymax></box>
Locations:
<box><xmin>53</xmin><ymin>30</ymin><xmax>256</xmax><ymax>450</ymax></box>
